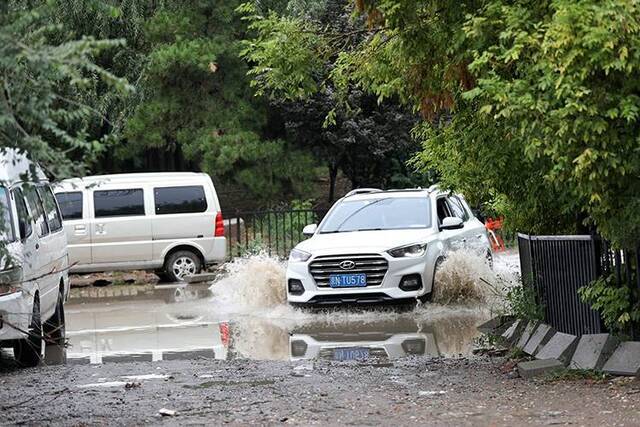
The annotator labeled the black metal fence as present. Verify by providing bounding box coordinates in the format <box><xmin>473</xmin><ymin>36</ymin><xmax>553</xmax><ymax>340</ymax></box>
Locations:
<box><xmin>518</xmin><ymin>233</ymin><xmax>640</xmax><ymax>337</ymax></box>
<box><xmin>223</xmin><ymin>209</ymin><xmax>326</xmax><ymax>259</ymax></box>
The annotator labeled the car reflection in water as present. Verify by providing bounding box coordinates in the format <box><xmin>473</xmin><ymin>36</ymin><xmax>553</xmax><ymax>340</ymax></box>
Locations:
<box><xmin>288</xmin><ymin>318</ymin><xmax>440</xmax><ymax>361</ymax></box>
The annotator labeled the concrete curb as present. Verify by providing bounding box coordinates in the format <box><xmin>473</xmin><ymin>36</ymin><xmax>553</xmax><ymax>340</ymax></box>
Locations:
<box><xmin>478</xmin><ymin>317</ymin><xmax>639</xmax><ymax>377</ymax></box>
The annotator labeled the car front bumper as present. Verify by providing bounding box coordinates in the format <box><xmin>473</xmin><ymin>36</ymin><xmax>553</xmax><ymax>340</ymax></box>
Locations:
<box><xmin>286</xmin><ymin>252</ymin><xmax>433</xmax><ymax>305</ymax></box>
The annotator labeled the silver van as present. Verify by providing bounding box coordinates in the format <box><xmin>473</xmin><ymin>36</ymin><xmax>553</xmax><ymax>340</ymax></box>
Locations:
<box><xmin>1</xmin><ymin>150</ymin><xmax>69</xmax><ymax>367</ymax></box>
<box><xmin>54</xmin><ymin>173</ymin><xmax>226</xmax><ymax>282</ymax></box>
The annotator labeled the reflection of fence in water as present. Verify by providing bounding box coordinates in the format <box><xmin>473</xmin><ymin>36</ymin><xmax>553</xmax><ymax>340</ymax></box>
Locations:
<box><xmin>224</xmin><ymin>209</ymin><xmax>325</xmax><ymax>259</ymax></box>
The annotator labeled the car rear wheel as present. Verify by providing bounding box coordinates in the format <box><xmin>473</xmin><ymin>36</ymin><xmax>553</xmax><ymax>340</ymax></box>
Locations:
<box><xmin>44</xmin><ymin>291</ymin><xmax>65</xmax><ymax>346</ymax></box>
<box><xmin>13</xmin><ymin>297</ymin><xmax>43</xmax><ymax>367</ymax></box>
<box><xmin>164</xmin><ymin>250</ymin><xmax>202</xmax><ymax>282</ymax></box>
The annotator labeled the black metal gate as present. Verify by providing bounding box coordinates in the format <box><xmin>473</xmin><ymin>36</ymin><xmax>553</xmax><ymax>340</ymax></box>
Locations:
<box><xmin>223</xmin><ymin>209</ymin><xmax>326</xmax><ymax>259</ymax></box>
<box><xmin>517</xmin><ymin>234</ymin><xmax>604</xmax><ymax>335</ymax></box>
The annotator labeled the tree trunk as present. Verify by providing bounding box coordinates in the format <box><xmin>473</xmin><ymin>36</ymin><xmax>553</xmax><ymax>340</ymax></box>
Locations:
<box><xmin>328</xmin><ymin>164</ymin><xmax>338</xmax><ymax>203</ymax></box>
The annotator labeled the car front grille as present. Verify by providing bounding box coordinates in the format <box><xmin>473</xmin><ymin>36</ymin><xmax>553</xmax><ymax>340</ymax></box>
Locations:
<box><xmin>309</xmin><ymin>254</ymin><xmax>388</xmax><ymax>288</ymax></box>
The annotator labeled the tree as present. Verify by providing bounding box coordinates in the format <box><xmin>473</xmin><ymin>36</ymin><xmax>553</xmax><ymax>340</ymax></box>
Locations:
<box><xmin>240</xmin><ymin>0</ymin><xmax>427</xmax><ymax>201</ymax></box>
<box><xmin>239</xmin><ymin>0</ymin><xmax>640</xmax><ymax>246</ymax></box>
<box><xmin>0</xmin><ymin>1</ymin><xmax>130</xmax><ymax>178</ymax></box>
<box><xmin>121</xmin><ymin>0</ymin><xmax>315</xmax><ymax>203</ymax></box>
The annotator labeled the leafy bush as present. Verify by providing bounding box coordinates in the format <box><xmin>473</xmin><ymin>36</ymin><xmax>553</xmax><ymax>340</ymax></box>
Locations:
<box><xmin>579</xmin><ymin>277</ymin><xmax>640</xmax><ymax>337</ymax></box>
<box><xmin>504</xmin><ymin>284</ymin><xmax>545</xmax><ymax>322</ymax></box>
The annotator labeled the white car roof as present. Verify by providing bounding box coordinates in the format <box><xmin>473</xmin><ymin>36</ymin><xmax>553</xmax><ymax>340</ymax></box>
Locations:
<box><xmin>55</xmin><ymin>172</ymin><xmax>209</xmax><ymax>190</ymax></box>
<box><xmin>342</xmin><ymin>188</ymin><xmax>435</xmax><ymax>202</ymax></box>
<box><xmin>0</xmin><ymin>149</ymin><xmax>48</xmax><ymax>186</ymax></box>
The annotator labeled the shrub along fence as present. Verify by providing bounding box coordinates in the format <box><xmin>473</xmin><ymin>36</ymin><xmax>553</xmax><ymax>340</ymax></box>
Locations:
<box><xmin>518</xmin><ymin>233</ymin><xmax>640</xmax><ymax>338</ymax></box>
<box><xmin>223</xmin><ymin>209</ymin><xmax>326</xmax><ymax>259</ymax></box>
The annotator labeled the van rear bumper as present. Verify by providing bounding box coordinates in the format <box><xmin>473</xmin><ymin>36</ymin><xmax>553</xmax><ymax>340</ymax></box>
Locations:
<box><xmin>204</xmin><ymin>237</ymin><xmax>227</xmax><ymax>265</ymax></box>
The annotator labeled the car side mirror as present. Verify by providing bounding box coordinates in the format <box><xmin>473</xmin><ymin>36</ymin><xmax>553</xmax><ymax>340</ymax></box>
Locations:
<box><xmin>440</xmin><ymin>217</ymin><xmax>464</xmax><ymax>230</ymax></box>
<box><xmin>302</xmin><ymin>224</ymin><xmax>317</xmax><ymax>237</ymax></box>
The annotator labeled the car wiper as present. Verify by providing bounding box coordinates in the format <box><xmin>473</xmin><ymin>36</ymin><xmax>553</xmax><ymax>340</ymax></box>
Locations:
<box><xmin>333</xmin><ymin>198</ymin><xmax>391</xmax><ymax>232</ymax></box>
<box><xmin>355</xmin><ymin>228</ymin><xmax>384</xmax><ymax>232</ymax></box>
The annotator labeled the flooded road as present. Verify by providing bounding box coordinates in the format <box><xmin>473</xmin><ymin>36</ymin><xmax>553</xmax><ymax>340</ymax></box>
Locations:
<box><xmin>62</xmin><ymin>251</ymin><xmax>520</xmax><ymax>365</ymax></box>
<box><xmin>64</xmin><ymin>284</ymin><xmax>487</xmax><ymax>364</ymax></box>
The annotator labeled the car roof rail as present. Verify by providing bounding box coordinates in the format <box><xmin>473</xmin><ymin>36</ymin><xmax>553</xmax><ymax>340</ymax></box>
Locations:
<box><xmin>344</xmin><ymin>188</ymin><xmax>383</xmax><ymax>197</ymax></box>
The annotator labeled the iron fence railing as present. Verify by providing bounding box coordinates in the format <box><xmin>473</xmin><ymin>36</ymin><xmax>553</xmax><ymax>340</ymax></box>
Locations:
<box><xmin>518</xmin><ymin>233</ymin><xmax>640</xmax><ymax>337</ymax></box>
<box><xmin>223</xmin><ymin>209</ymin><xmax>326</xmax><ymax>259</ymax></box>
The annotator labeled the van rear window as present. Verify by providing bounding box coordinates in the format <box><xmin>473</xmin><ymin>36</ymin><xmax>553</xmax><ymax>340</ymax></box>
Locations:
<box><xmin>55</xmin><ymin>191</ymin><xmax>83</xmax><ymax>220</ymax></box>
<box><xmin>94</xmin><ymin>189</ymin><xmax>145</xmax><ymax>218</ymax></box>
<box><xmin>154</xmin><ymin>186</ymin><xmax>207</xmax><ymax>215</ymax></box>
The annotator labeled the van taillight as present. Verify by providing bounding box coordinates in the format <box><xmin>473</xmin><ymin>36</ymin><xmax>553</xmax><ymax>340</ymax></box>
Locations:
<box><xmin>215</xmin><ymin>211</ymin><xmax>225</xmax><ymax>237</ymax></box>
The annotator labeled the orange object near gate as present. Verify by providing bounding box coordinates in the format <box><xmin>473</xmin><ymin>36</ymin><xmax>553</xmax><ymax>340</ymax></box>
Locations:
<box><xmin>485</xmin><ymin>217</ymin><xmax>506</xmax><ymax>252</ymax></box>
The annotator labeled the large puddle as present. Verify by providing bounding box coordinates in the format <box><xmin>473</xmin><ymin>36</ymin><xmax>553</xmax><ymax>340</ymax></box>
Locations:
<box><xmin>54</xmin><ymin>251</ymin><xmax>519</xmax><ymax>365</ymax></box>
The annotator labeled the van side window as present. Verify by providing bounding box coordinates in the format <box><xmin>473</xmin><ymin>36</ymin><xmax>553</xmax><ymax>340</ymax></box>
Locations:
<box><xmin>24</xmin><ymin>185</ymin><xmax>49</xmax><ymax>237</ymax></box>
<box><xmin>1</xmin><ymin>187</ymin><xmax>15</xmax><ymax>242</ymax></box>
<box><xmin>12</xmin><ymin>189</ymin><xmax>32</xmax><ymax>239</ymax></box>
<box><xmin>55</xmin><ymin>191</ymin><xmax>83</xmax><ymax>220</ymax></box>
<box><xmin>154</xmin><ymin>186</ymin><xmax>207</xmax><ymax>215</ymax></box>
<box><xmin>38</xmin><ymin>185</ymin><xmax>63</xmax><ymax>232</ymax></box>
<box><xmin>94</xmin><ymin>189</ymin><xmax>145</xmax><ymax>218</ymax></box>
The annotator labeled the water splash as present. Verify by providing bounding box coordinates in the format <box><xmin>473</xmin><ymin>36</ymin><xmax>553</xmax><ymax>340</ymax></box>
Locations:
<box><xmin>432</xmin><ymin>249</ymin><xmax>520</xmax><ymax>309</ymax></box>
<box><xmin>210</xmin><ymin>252</ymin><xmax>287</xmax><ymax>310</ymax></box>
<box><xmin>209</xmin><ymin>250</ymin><xmax>519</xmax><ymax>322</ymax></box>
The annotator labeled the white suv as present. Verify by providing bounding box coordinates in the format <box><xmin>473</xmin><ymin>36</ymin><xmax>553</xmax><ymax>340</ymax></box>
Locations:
<box><xmin>286</xmin><ymin>187</ymin><xmax>491</xmax><ymax>306</ymax></box>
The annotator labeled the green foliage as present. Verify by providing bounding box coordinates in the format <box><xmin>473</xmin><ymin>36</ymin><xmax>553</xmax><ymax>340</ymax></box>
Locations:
<box><xmin>0</xmin><ymin>1</ymin><xmax>131</xmax><ymax>178</ymax></box>
<box><xmin>239</xmin><ymin>0</ymin><xmax>426</xmax><ymax>198</ymax></box>
<box><xmin>504</xmin><ymin>283</ymin><xmax>545</xmax><ymax>322</ymax></box>
<box><xmin>464</xmin><ymin>0</ymin><xmax>640</xmax><ymax>245</ymax></box>
<box><xmin>239</xmin><ymin>2</ymin><xmax>327</xmax><ymax>101</ymax></box>
<box><xmin>579</xmin><ymin>276</ymin><xmax>640</xmax><ymax>336</ymax></box>
<box><xmin>237</xmin><ymin>0</ymin><xmax>640</xmax><ymax>245</ymax></box>
<box><xmin>121</xmin><ymin>0</ymin><xmax>315</xmax><ymax>203</ymax></box>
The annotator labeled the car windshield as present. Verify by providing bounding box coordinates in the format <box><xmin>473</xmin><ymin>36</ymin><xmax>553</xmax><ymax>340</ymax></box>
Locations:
<box><xmin>320</xmin><ymin>197</ymin><xmax>431</xmax><ymax>233</ymax></box>
<box><xmin>0</xmin><ymin>186</ymin><xmax>14</xmax><ymax>243</ymax></box>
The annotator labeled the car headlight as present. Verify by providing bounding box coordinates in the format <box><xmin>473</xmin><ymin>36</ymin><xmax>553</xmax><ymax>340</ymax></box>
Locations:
<box><xmin>387</xmin><ymin>243</ymin><xmax>427</xmax><ymax>258</ymax></box>
<box><xmin>289</xmin><ymin>248</ymin><xmax>311</xmax><ymax>263</ymax></box>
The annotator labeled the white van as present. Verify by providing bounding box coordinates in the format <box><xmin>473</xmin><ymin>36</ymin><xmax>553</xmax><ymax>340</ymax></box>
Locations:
<box><xmin>0</xmin><ymin>150</ymin><xmax>69</xmax><ymax>367</ymax></box>
<box><xmin>54</xmin><ymin>173</ymin><xmax>226</xmax><ymax>282</ymax></box>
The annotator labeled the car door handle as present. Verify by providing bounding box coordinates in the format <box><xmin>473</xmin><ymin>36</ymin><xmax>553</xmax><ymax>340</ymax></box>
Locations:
<box><xmin>74</xmin><ymin>224</ymin><xmax>87</xmax><ymax>235</ymax></box>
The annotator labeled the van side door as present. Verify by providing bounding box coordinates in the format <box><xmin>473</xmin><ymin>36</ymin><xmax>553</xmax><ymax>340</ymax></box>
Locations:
<box><xmin>55</xmin><ymin>190</ymin><xmax>91</xmax><ymax>266</ymax></box>
<box><xmin>22</xmin><ymin>185</ymin><xmax>58</xmax><ymax>317</ymax></box>
<box><xmin>90</xmin><ymin>188</ymin><xmax>152</xmax><ymax>264</ymax></box>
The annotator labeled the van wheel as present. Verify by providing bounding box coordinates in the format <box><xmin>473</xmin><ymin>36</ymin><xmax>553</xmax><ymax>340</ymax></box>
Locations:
<box><xmin>164</xmin><ymin>250</ymin><xmax>202</xmax><ymax>282</ymax></box>
<box><xmin>13</xmin><ymin>297</ymin><xmax>43</xmax><ymax>367</ymax></box>
<box><xmin>44</xmin><ymin>291</ymin><xmax>65</xmax><ymax>346</ymax></box>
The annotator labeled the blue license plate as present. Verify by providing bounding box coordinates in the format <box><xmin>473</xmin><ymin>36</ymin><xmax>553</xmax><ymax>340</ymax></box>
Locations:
<box><xmin>333</xmin><ymin>347</ymin><xmax>370</xmax><ymax>361</ymax></box>
<box><xmin>329</xmin><ymin>273</ymin><xmax>367</xmax><ymax>288</ymax></box>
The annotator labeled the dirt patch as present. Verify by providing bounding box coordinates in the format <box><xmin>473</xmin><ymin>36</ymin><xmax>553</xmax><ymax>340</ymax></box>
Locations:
<box><xmin>70</xmin><ymin>270</ymin><xmax>159</xmax><ymax>288</ymax></box>
<box><xmin>0</xmin><ymin>357</ymin><xmax>638</xmax><ymax>425</ymax></box>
